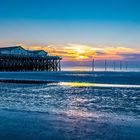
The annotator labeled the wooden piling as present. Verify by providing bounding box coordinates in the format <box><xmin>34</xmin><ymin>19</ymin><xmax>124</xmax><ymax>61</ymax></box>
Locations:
<box><xmin>120</xmin><ymin>61</ymin><xmax>122</xmax><ymax>71</ymax></box>
<box><xmin>92</xmin><ymin>59</ymin><xmax>95</xmax><ymax>71</ymax></box>
<box><xmin>113</xmin><ymin>61</ymin><xmax>116</xmax><ymax>71</ymax></box>
<box><xmin>0</xmin><ymin>54</ymin><xmax>62</xmax><ymax>72</ymax></box>
<box><xmin>105</xmin><ymin>60</ymin><xmax>107</xmax><ymax>71</ymax></box>
<box><xmin>125</xmin><ymin>61</ymin><xmax>128</xmax><ymax>71</ymax></box>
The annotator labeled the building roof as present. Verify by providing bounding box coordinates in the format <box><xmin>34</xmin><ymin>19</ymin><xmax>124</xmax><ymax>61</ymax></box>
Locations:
<box><xmin>28</xmin><ymin>50</ymin><xmax>47</xmax><ymax>54</ymax></box>
<box><xmin>0</xmin><ymin>46</ymin><xmax>24</xmax><ymax>51</ymax></box>
<box><xmin>0</xmin><ymin>46</ymin><xmax>48</xmax><ymax>56</ymax></box>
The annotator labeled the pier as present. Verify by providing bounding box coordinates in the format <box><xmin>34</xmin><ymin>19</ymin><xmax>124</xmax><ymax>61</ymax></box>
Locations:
<box><xmin>0</xmin><ymin>46</ymin><xmax>62</xmax><ymax>71</ymax></box>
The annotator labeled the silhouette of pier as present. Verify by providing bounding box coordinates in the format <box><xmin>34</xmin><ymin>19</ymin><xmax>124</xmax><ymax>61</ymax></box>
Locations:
<box><xmin>0</xmin><ymin>46</ymin><xmax>62</xmax><ymax>71</ymax></box>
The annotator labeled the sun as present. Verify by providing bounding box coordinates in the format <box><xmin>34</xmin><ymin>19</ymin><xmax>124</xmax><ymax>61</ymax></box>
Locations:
<box><xmin>76</xmin><ymin>55</ymin><xmax>88</xmax><ymax>61</ymax></box>
<box><xmin>79</xmin><ymin>56</ymin><xmax>85</xmax><ymax>59</ymax></box>
<box><xmin>75</xmin><ymin>48</ymin><xmax>85</xmax><ymax>54</ymax></box>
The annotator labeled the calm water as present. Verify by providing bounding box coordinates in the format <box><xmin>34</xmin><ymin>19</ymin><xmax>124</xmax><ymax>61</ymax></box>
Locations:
<box><xmin>0</xmin><ymin>71</ymin><xmax>140</xmax><ymax>139</ymax></box>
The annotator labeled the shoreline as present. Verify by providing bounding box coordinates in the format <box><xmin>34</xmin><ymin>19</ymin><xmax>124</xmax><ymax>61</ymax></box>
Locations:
<box><xmin>0</xmin><ymin>71</ymin><xmax>140</xmax><ymax>85</ymax></box>
<box><xmin>0</xmin><ymin>79</ymin><xmax>57</xmax><ymax>84</ymax></box>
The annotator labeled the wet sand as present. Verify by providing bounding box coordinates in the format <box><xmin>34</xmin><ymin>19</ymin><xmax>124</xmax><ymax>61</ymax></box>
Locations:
<box><xmin>0</xmin><ymin>71</ymin><xmax>140</xmax><ymax>139</ymax></box>
<box><xmin>0</xmin><ymin>109</ymin><xmax>139</xmax><ymax>140</ymax></box>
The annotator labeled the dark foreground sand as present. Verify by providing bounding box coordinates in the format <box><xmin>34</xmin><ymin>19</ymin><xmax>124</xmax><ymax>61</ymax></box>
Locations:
<box><xmin>0</xmin><ymin>109</ymin><xmax>140</xmax><ymax>140</ymax></box>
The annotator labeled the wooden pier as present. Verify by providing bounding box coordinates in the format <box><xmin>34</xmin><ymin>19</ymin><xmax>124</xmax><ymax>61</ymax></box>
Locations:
<box><xmin>0</xmin><ymin>54</ymin><xmax>61</xmax><ymax>72</ymax></box>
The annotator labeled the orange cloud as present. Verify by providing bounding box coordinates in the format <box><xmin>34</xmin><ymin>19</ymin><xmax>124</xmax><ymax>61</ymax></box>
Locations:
<box><xmin>21</xmin><ymin>44</ymin><xmax>140</xmax><ymax>61</ymax></box>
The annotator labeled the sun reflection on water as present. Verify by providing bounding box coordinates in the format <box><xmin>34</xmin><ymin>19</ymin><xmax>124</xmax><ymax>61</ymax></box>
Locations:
<box><xmin>60</xmin><ymin>82</ymin><xmax>97</xmax><ymax>87</ymax></box>
<box><xmin>60</xmin><ymin>82</ymin><xmax>140</xmax><ymax>88</ymax></box>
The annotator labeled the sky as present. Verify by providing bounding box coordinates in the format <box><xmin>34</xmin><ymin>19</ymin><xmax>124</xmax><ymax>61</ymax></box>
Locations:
<box><xmin>0</xmin><ymin>0</ymin><xmax>140</xmax><ymax>64</ymax></box>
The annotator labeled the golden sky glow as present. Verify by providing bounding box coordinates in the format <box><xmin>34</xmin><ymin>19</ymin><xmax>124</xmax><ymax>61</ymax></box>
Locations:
<box><xmin>22</xmin><ymin>43</ymin><xmax>140</xmax><ymax>61</ymax></box>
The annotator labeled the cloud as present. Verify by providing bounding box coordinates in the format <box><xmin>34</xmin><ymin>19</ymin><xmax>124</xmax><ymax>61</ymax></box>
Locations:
<box><xmin>21</xmin><ymin>43</ymin><xmax>140</xmax><ymax>61</ymax></box>
<box><xmin>120</xmin><ymin>53</ymin><xmax>140</xmax><ymax>61</ymax></box>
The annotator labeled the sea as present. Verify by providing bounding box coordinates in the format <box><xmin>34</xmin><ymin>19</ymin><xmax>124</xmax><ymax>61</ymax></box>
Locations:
<box><xmin>0</xmin><ymin>68</ymin><xmax>140</xmax><ymax>140</ymax></box>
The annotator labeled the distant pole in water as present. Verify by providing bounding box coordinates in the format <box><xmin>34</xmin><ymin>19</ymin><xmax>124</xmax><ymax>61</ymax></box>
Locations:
<box><xmin>120</xmin><ymin>61</ymin><xmax>122</xmax><ymax>71</ymax></box>
<box><xmin>92</xmin><ymin>59</ymin><xmax>95</xmax><ymax>71</ymax></box>
<box><xmin>105</xmin><ymin>60</ymin><xmax>107</xmax><ymax>71</ymax></box>
<box><xmin>113</xmin><ymin>61</ymin><xmax>116</xmax><ymax>71</ymax></box>
<box><xmin>125</xmin><ymin>61</ymin><xmax>128</xmax><ymax>71</ymax></box>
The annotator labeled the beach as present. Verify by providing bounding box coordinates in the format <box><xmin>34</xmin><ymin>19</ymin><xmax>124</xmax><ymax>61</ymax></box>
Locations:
<box><xmin>0</xmin><ymin>71</ymin><xmax>140</xmax><ymax>139</ymax></box>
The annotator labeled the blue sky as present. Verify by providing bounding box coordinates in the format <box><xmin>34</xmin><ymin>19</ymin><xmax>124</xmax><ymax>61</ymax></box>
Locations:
<box><xmin>0</xmin><ymin>0</ymin><xmax>140</xmax><ymax>49</ymax></box>
<box><xmin>0</xmin><ymin>0</ymin><xmax>140</xmax><ymax>47</ymax></box>
<box><xmin>0</xmin><ymin>0</ymin><xmax>140</xmax><ymax>21</ymax></box>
